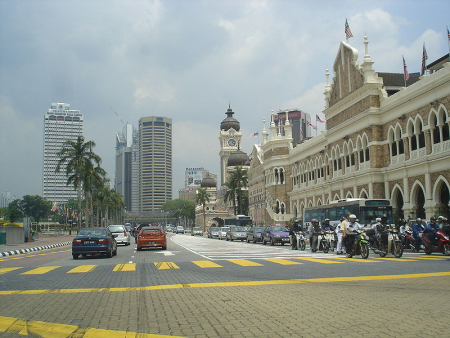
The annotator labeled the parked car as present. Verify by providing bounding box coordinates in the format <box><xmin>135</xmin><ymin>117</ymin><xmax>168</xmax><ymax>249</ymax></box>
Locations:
<box><xmin>208</xmin><ymin>227</ymin><xmax>220</xmax><ymax>238</ymax></box>
<box><xmin>191</xmin><ymin>227</ymin><xmax>203</xmax><ymax>236</ymax></box>
<box><xmin>218</xmin><ymin>227</ymin><xmax>230</xmax><ymax>240</ymax></box>
<box><xmin>246</xmin><ymin>226</ymin><xmax>265</xmax><ymax>243</ymax></box>
<box><xmin>176</xmin><ymin>225</ymin><xmax>185</xmax><ymax>234</ymax></box>
<box><xmin>137</xmin><ymin>226</ymin><xmax>167</xmax><ymax>250</ymax></box>
<box><xmin>72</xmin><ymin>227</ymin><xmax>117</xmax><ymax>259</ymax></box>
<box><xmin>226</xmin><ymin>226</ymin><xmax>247</xmax><ymax>241</ymax></box>
<box><xmin>261</xmin><ymin>224</ymin><xmax>290</xmax><ymax>245</ymax></box>
<box><xmin>166</xmin><ymin>225</ymin><xmax>173</xmax><ymax>232</ymax></box>
<box><xmin>107</xmin><ymin>224</ymin><xmax>131</xmax><ymax>246</ymax></box>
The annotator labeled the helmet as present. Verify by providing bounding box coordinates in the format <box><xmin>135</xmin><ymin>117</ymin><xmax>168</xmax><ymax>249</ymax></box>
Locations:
<box><xmin>310</xmin><ymin>218</ymin><xmax>319</xmax><ymax>223</ymax></box>
<box><xmin>349</xmin><ymin>214</ymin><xmax>357</xmax><ymax>220</ymax></box>
<box><xmin>399</xmin><ymin>218</ymin><xmax>406</xmax><ymax>224</ymax></box>
<box><xmin>416</xmin><ymin>217</ymin><xmax>422</xmax><ymax>222</ymax></box>
<box><xmin>293</xmin><ymin>219</ymin><xmax>299</xmax><ymax>223</ymax></box>
<box><xmin>376</xmin><ymin>217</ymin><xmax>382</xmax><ymax>222</ymax></box>
<box><xmin>438</xmin><ymin>216</ymin><xmax>444</xmax><ymax>221</ymax></box>
<box><xmin>324</xmin><ymin>218</ymin><xmax>330</xmax><ymax>223</ymax></box>
<box><xmin>430</xmin><ymin>216</ymin><xmax>436</xmax><ymax>221</ymax></box>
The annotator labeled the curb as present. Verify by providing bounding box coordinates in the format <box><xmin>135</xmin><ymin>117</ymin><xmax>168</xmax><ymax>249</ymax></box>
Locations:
<box><xmin>0</xmin><ymin>241</ymin><xmax>72</xmax><ymax>257</ymax></box>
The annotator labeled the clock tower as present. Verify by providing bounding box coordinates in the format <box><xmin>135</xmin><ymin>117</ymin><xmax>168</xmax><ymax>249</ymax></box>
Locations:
<box><xmin>219</xmin><ymin>105</ymin><xmax>242</xmax><ymax>186</ymax></box>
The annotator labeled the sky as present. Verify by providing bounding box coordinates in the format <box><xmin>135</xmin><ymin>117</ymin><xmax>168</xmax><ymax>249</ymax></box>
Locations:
<box><xmin>1</xmin><ymin>0</ymin><xmax>449</xmax><ymax>201</ymax></box>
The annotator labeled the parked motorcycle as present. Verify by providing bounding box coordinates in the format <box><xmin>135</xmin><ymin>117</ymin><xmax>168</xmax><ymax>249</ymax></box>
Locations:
<box><xmin>372</xmin><ymin>227</ymin><xmax>403</xmax><ymax>258</ymax></box>
<box><xmin>421</xmin><ymin>228</ymin><xmax>450</xmax><ymax>255</ymax></box>
<box><xmin>347</xmin><ymin>230</ymin><xmax>370</xmax><ymax>259</ymax></box>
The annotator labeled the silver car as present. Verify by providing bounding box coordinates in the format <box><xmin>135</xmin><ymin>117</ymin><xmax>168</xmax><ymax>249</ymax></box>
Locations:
<box><xmin>107</xmin><ymin>225</ymin><xmax>131</xmax><ymax>246</ymax></box>
<box><xmin>218</xmin><ymin>227</ymin><xmax>230</xmax><ymax>240</ymax></box>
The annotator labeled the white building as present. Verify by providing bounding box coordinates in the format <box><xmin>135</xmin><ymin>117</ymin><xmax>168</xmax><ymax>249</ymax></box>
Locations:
<box><xmin>42</xmin><ymin>103</ymin><xmax>83</xmax><ymax>204</ymax></box>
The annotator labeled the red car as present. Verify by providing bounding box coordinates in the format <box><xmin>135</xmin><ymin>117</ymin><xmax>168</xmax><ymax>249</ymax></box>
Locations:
<box><xmin>136</xmin><ymin>226</ymin><xmax>167</xmax><ymax>250</ymax></box>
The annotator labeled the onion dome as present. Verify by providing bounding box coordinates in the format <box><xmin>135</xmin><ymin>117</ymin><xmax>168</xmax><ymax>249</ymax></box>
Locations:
<box><xmin>200</xmin><ymin>176</ymin><xmax>216</xmax><ymax>188</ymax></box>
<box><xmin>220</xmin><ymin>104</ymin><xmax>240</xmax><ymax>131</ymax></box>
<box><xmin>227</xmin><ymin>149</ymin><xmax>249</xmax><ymax>166</ymax></box>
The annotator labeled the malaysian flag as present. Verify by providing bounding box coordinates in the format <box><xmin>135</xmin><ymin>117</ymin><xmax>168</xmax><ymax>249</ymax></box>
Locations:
<box><xmin>250</xmin><ymin>132</ymin><xmax>259</xmax><ymax>137</ymax></box>
<box><xmin>345</xmin><ymin>19</ymin><xmax>353</xmax><ymax>40</ymax></box>
<box><xmin>306</xmin><ymin>120</ymin><xmax>317</xmax><ymax>130</ymax></box>
<box><xmin>421</xmin><ymin>43</ymin><xmax>428</xmax><ymax>76</ymax></box>
<box><xmin>447</xmin><ymin>26</ymin><xmax>450</xmax><ymax>42</ymax></box>
<box><xmin>316</xmin><ymin>114</ymin><xmax>326</xmax><ymax>123</ymax></box>
<box><xmin>403</xmin><ymin>56</ymin><xmax>409</xmax><ymax>81</ymax></box>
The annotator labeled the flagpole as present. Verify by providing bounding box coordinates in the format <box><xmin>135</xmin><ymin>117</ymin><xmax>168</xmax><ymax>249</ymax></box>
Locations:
<box><xmin>447</xmin><ymin>26</ymin><xmax>450</xmax><ymax>60</ymax></box>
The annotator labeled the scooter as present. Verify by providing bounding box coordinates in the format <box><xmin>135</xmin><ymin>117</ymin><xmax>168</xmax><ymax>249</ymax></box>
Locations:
<box><xmin>295</xmin><ymin>231</ymin><xmax>307</xmax><ymax>251</ymax></box>
<box><xmin>403</xmin><ymin>229</ymin><xmax>416</xmax><ymax>252</ymax></box>
<box><xmin>421</xmin><ymin>228</ymin><xmax>450</xmax><ymax>255</ymax></box>
<box><xmin>324</xmin><ymin>230</ymin><xmax>336</xmax><ymax>252</ymax></box>
<box><xmin>372</xmin><ymin>227</ymin><xmax>403</xmax><ymax>258</ymax></box>
<box><xmin>347</xmin><ymin>230</ymin><xmax>369</xmax><ymax>259</ymax></box>
<box><xmin>311</xmin><ymin>231</ymin><xmax>329</xmax><ymax>253</ymax></box>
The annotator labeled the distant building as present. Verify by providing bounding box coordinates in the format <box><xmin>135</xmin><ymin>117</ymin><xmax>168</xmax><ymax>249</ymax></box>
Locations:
<box><xmin>180</xmin><ymin>169</ymin><xmax>217</xmax><ymax>201</ymax></box>
<box><xmin>115</xmin><ymin>124</ymin><xmax>139</xmax><ymax>212</ymax></box>
<box><xmin>42</xmin><ymin>103</ymin><xmax>83</xmax><ymax>203</ymax></box>
<box><xmin>1</xmin><ymin>191</ymin><xmax>16</xmax><ymax>208</ymax></box>
<box><xmin>139</xmin><ymin>116</ymin><xmax>172</xmax><ymax>212</ymax></box>
<box><xmin>274</xmin><ymin>110</ymin><xmax>312</xmax><ymax>145</ymax></box>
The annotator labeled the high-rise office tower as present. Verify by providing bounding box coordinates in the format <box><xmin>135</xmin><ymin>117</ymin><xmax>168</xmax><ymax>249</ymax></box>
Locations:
<box><xmin>43</xmin><ymin>103</ymin><xmax>83</xmax><ymax>203</ymax></box>
<box><xmin>138</xmin><ymin>116</ymin><xmax>172</xmax><ymax>212</ymax></box>
<box><xmin>115</xmin><ymin>123</ymin><xmax>139</xmax><ymax>212</ymax></box>
<box><xmin>274</xmin><ymin>110</ymin><xmax>311</xmax><ymax>145</ymax></box>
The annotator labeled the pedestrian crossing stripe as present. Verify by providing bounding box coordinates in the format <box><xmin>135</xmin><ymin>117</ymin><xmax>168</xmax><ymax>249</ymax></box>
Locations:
<box><xmin>263</xmin><ymin>258</ymin><xmax>302</xmax><ymax>265</ymax></box>
<box><xmin>0</xmin><ymin>268</ymin><xmax>21</xmax><ymax>275</ymax></box>
<box><xmin>330</xmin><ymin>257</ymin><xmax>381</xmax><ymax>263</ymax></box>
<box><xmin>113</xmin><ymin>263</ymin><xmax>136</xmax><ymax>271</ymax></box>
<box><xmin>20</xmin><ymin>266</ymin><xmax>61</xmax><ymax>275</ymax></box>
<box><xmin>229</xmin><ymin>259</ymin><xmax>263</xmax><ymax>266</ymax></box>
<box><xmin>192</xmin><ymin>261</ymin><xmax>222</xmax><ymax>268</ymax></box>
<box><xmin>67</xmin><ymin>265</ymin><xmax>98</xmax><ymax>273</ymax></box>
<box><xmin>296</xmin><ymin>258</ymin><xmax>344</xmax><ymax>264</ymax></box>
<box><xmin>154</xmin><ymin>262</ymin><xmax>180</xmax><ymax>269</ymax></box>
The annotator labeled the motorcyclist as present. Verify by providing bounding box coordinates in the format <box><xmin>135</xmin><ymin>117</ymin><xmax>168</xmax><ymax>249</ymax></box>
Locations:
<box><xmin>426</xmin><ymin>216</ymin><xmax>439</xmax><ymax>245</ymax></box>
<box><xmin>290</xmin><ymin>219</ymin><xmax>301</xmax><ymax>250</ymax></box>
<box><xmin>345</xmin><ymin>214</ymin><xmax>362</xmax><ymax>258</ymax></box>
<box><xmin>309</xmin><ymin>219</ymin><xmax>321</xmax><ymax>252</ymax></box>
<box><xmin>321</xmin><ymin>218</ymin><xmax>334</xmax><ymax>231</ymax></box>
<box><xmin>367</xmin><ymin>218</ymin><xmax>381</xmax><ymax>249</ymax></box>
<box><xmin>397</xmin><ymin>218</ymin><xmax>408</xmax><ymax>247</ymax></box>
<box><xmin>412</xmin><ymin>218</ymin><xmax>424</xmax><ymax>250</ymax></box>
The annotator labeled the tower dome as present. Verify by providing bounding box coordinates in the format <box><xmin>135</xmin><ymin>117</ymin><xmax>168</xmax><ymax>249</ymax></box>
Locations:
<box><xmin>220</xmin><ymin>105</ymin><xmax>240</xmax><ymax>131</ymax></box>
<box><xmin>200</xmin><ymin>175</ymin><xmax>216</xmax><ymax>188</ymax></box>
<box><xmin>227</xmin><ymin>149</ymin><xmax>249</xmax><ymax>166</ymax></box>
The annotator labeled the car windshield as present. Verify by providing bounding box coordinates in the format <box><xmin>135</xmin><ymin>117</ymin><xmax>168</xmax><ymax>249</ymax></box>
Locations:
<box><xmin>78</xmin><ymin>229</ymin><xmax>107</xmax><ymax>237</ymax></box>
<box><xmin>221</xmin><ymin>227</ymin><xmax>230</xmax><ymax>231</ymax></box>
<box><xmin>271</xmin><ymin>226</ymin><xmax>288</xmax><ymax>232</ymax></box>
<box><xmin>233</xmin><ymin>227</ymin><xmax>245</xmax><ymax>232</ymax></box>
<box><xmin>210</xmin><ymin>227</ymin><xmax>219</xmax><ymax>231</ymax></box>
<box><xmin>194</xmin><ymin>227</ymin><xmax>201</xmax><ymax>231</ymax></box>
<box><xmin>253</xmin><ymin>227</ymin><xmax>264</xmax><ymax>232</ymax></box>
<box><xmin>108</xmin><ymin>226</ymin><xmax>124</xmax><ymax>232</ymax></box>
<box><xmin>143</xmin><ymin>229</ymin><xmax>161</xmax><ymax>233</ymax></box>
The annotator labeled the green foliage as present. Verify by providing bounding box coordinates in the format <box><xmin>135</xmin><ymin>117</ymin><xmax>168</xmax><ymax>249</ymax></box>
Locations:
<box><xmin>224</xmin><ymin>166</ymin><xmax>248</xmax><ymax>215</ymax></box>
<box><xmin>162</xmin><ymin>199</ymin><xmax>195</xmax><ymax>219</ymax></box>
<box><xmin>20</xmin><ymin>195</ymin><xmax>52</xmax><ymax>224</ymax></box>
<box><xmin>7</xmin><ymin>199</ymin><xmax>23</xmax><ymax>223</ymax></box>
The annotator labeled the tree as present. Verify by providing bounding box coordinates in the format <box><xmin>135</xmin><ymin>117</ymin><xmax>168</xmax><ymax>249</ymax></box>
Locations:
<box><xmin>56</xmin><ymin>135</ymin><xmax>101</xmax><ymax>231</ymax></box>
<box><xmin>8</xmin><ymin>199</ymin><xmax>23</xmax><ymax>223</ymax></box>
<box><xmin>195</xmin><ymin>188</ymin><xmax>210</xmax><ymax>231</ymax></box>
<box><xmin>162</xmin><ymin>199</ymin><xmax>195</xmax><ymax>223</ymax></box>
<box><xmin>225</xmin><ymin>166</ymin><xmax>248</xmax><ymax>215</ymax></box>
<box><xmin>20</xmin><ymin>195</ymin><xmax>52</xmax><ymax>225</ymax></box>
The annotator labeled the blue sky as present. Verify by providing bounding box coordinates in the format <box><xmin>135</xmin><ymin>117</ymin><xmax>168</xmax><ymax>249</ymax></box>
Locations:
<box><xmin>1</xmin><ymin>0</ymin><xmax>449</xmax><ymax>200</ymax></box>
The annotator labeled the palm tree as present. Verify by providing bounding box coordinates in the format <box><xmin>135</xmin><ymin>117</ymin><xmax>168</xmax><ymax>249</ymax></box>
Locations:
<box><xmin>56</xmin><ymin>136</ymin><xmax>101</xmax><ymax>232</ymax></box>
<box><xmin>224</xmin><ymin>179</ymin><xmax>237</xmax><ymax>215</ymax></box>
<box><xmin>195</xmin><ymin>187</ymin><xmax>210</xmax><ymax>231</ymax></box>
<box><xmin>83</xmin><ymin>164</ymin><xmax>106</xmax><ymax>227</ymax></box>
<box><xmin>226</xmin><ymin>166</ymin><xmax>248</xmax><ymax>215</ymax></box>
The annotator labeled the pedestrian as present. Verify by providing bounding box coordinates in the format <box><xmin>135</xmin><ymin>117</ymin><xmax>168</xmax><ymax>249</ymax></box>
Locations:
<box><xmin>335</xmin><ymin>217</ymin><xmax>345</xmax><ymax>254</ymax></box>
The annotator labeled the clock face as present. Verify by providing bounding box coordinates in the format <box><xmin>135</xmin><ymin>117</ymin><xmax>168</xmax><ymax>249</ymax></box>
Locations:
<box><xmin>228</xmin><ymin>138</ymin><xmax>236</xmax><ymax>147</ymax></box>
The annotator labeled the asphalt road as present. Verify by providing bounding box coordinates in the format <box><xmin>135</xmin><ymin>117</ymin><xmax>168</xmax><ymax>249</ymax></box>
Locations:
<box><xmin>1</xmin><ymin>233</ymin><xmax>449</xmax><ymax>337</ymax></box>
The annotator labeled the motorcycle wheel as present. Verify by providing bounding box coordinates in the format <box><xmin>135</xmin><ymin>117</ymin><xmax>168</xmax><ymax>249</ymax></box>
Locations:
<box><xmin>360</xmin><ymin>243</ymin><xmax>369</xmax><ymax>259</ymax></box>
<box><xmin>393</xmin><ymin>241</ymin><xmax>403</xmax><ymax>258</ymax></box>
<box><xmin>300</xmin><ymin>240</ymin><xmax>306</xmax><ymax>251</ymax></box>
<box><xmin>323</xmin><ymin>241</ymin><xmax>329</xmax><ymax>253</ymax></box>
<box><xmin>379</xmin><ymin>244</ymin><xmax>387</xmax><ymax>257</ymax></box>
<box><xmin>330</xmin><ymin>241</ymin><xmax>335</xmax><ymax>252</ymax></box>
<box><xmin>444</xmin><ymin>246</ymin><xmax>450</xmax><ymax>256</ymax></box>
<box><xmin>424</xmin><ymin>247</ymin><xmax>432</xmax><ymax>255</ymax></box>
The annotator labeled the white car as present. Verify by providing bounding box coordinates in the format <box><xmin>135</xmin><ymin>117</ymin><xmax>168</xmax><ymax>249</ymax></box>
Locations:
<box><xmin>107</xmin><ymin>224</ymin><xmax>131</xmax><ymax>246</ymax></box>
<box><xmin>218</xmin><ymin>227</ymin><xmax>230</xmax><ymax>240</ymax></box>
<box><xmin>176</xmin><ymin>226</ymin><xmax>185</xmax><ymax>234</ymax></box>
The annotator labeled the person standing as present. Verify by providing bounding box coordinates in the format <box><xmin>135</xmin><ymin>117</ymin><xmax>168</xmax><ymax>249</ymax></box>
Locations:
<box><xmin>335</xmin><ymin>217</ymin><xmax>345</xmax><ymax>254</ymax></box>
<box><xmin>340</xmin><ymin>213</ymin><xmax>350</xmax><ymax>254</ymax></box>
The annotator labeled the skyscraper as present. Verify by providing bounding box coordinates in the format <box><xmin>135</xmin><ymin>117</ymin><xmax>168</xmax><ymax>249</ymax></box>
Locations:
<box><xmin>42</xmin><ymin>103</ymin><xmax>83</xmax><ymax>203</ymax></box>
<box><xmin>115</xmin><ymin>123</ymin><xmax>139</xmax><ymax>212</ymax></box>
<box><xmin>274</xmin><ymin>110</ymin><xmax>311</xmax><ymax>145</ymax></box>
<box><xmin>139</xmin><ymin>116</ymin><xmax>172</xmax><ymax>212</ymax></box>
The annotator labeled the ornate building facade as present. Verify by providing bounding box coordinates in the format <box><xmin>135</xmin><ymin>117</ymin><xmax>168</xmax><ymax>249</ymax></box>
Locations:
<box><xmin>248</xmin><ymin>37</ymin><xmax>450</xmax><ymax>225</ymax></box>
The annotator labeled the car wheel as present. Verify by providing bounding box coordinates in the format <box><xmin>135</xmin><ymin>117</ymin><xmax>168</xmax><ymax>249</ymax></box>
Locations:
<box><xmin>162</xmin><ymin>246</ymin><xmax>167</xmax><ymax>250</ymax></box>
<box><xmin>252</xmin><ymin>238</ymin><xmax>257</xmax><ymax>244</ymax></box>
<box><xmin>246</xmin><ymin>237</ymin><xmax>250</xmax><ymax>243</ymax></box>
<box><xmin>72</xmin><ymin>254</ymin><xmax>79</xmax><ymax>259</ymax></box>
<box><xmin>113</xmin><ymin>247</ymin><xmax>117</xmax><ymax>256</ymax></box>
<box><xmin>106</xmin><ymin>249</ymin><xmax>113</xmax><ymax>258</ymax></box>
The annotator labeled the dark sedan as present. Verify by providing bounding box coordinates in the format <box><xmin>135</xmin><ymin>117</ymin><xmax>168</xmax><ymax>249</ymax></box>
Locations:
<box><xmin>72</xmin><ymin>227</ymin><xmax>117</xmax><ymax>259</ymax></box>
<box><xmin>246</xmin><ymin>227</ymin><xmax>265</xmax><ymax>243</ymax></box>
<box><xmin>261</xmin><ymin>224</ymin><xmax>290</xmax><ymax>246</ymax></box>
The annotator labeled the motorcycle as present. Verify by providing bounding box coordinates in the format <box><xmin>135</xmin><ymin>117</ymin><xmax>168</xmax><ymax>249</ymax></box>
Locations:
<box><xmin>421</xmin><ymin>227</ymin><xmax>450</xmax><ymax>255</ymax></box>
<box><xmin>371</xmin><ymin>227</ymin><xmax>403</xmax><ymax>258</ymax></box>
<box><xmin>311</xmin><ymin>231</ymin><xmax>329</xmax><ymax>253</ymax></box>
<box><xmin>403</xmin><ymin>229</ymin><xmax>416</xmax><ymax>252</ymax></box>
<box><xmin>295</xmin><ymin>231</ymin><xmax>307</xmax><ymax>251</ymax></box>
<box><xmin>347</xmin><ymin>230</ymin><xmax>369</xmax><ymax>259</ymax></box>
<box><xmin>324</xmin><ymin>230</ymin><xmax>336</xmax><ymax>252</ymax></box>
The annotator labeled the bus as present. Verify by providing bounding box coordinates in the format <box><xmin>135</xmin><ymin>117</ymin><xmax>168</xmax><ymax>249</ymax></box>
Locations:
<box><xmin>224</xmin><ymin>215</ymin><xmax>253</xmax><ymax>227</ymax></box>
<box><xmin>303</xmin><ymin>199</ymin><xmax>393</xmax><ymax>226</ymax></box>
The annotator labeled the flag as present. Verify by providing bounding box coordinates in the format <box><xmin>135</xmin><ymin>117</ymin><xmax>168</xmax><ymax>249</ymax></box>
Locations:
<box><xmin>51</xmin><ymin>202</ymin><xmax>58</xmax><ymax>212</ymax></box>
<box><xmin>403</xmin><ymin>56</ymin><xmax>409</xmax><ymax>81</ymax></box>
<box><xmin>447</xmin><ymin>26</ymin><xmax>450</xmax><ymax>42</ymax></box>
<box><xmin>306</xmin><ymin>120</ymin><xmax>317</xmax><ymax>130</ymax></box>
<box><xmin>345</xmin><ymin>19</ymin><xmax>353</xmax><ymax>40</ymax></box>
<box><xmin>421</xmin><ymin>43</ymin><xmax>428</xmax><ymax>76</ymax></box>
<box><xmin>250</xmin><ymin>132</ymin><xmax>259</xmax><ymax>137</ymax></box>
<box><xmin>316</xmin><ymin>114</ymin><xmax>326</xmax><ymax>123</ymax></box>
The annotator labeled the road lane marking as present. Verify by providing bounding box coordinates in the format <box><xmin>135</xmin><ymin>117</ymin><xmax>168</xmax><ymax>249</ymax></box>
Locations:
<box><xmin>2</xmin><ymin>272</ymin><xmax>450</xmax><ymax>295</ymax></box>
<box><xmin>192</xmin><ymin>260</ymin><xmax>222</xmax><ymax>268</ymax></box>
<box><xmin>67</xmin><ymin>265</ymin><xmax>98</xmax><ymax>273</ymax></box>
<box><xmin>329</xmin><ymin>257</ymin><xmax>382</xmax><ymax>263</ymax></box>
<box><xmin>0</xmin><ymin>268</ymin><xmax>22</xmax><ymax>275</ymax></box>
<box><xmin>113</xmin><ymin>263</ymin><xmax>136</xmax><ymax>272</ymax></box>
<box><xmin>372</xmin><ymin>257</ymin><xmax>417</xmax><ymax>262</ymax></box>
<box><xmin>296</xmin><ymin>258</ymin><xmax>344</xmax><ymax>264</ymax></box>
<box><xmin>263</xmin><ymin>258</ymin><xmax>302</xmax><ymax>265</ymax></box>
<box><xmin>228</xmin><ymin>259</ymin><xmax>263</xmax><ymax>266</ymax></box>
<box><xmin>402</xmin><ymin>256</ymin><xmax>448</xmax><ymax>260</ymax></box>
<box><xmin>154</xmin><ymin>262</ymin><xmax>179</xmax><ymax>269</ymax></box>
<box><xmin>20</xmin><ymin>266</ymin><xmax>61</xmax><ymax>275</ymax></box>
<box><xmin>0</xmin><ymin>315</ymin><xmax>187</xmax><ymax>338</ymax></box>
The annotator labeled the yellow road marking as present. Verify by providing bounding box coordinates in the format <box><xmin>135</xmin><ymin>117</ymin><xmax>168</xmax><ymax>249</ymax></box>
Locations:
<box><xmin>263</xmin><ymin>258</ymin><xmax>302</xmax><ymax>265</ymax></box>
<box><xmin>192</xmin><ymin>260</ymin><xmax>222</xmax><ymax>268</ymax></box>
<box><xmin>154</xmin><ymin>262</ymin><xmax>179</xmax><ymax>269</ymax></box>
<box><xmin>2</xmin><ymin>272</ymin><xmax>450</xmax><ymax>296</ymax></box>
<box><xmin>296</xmin><ymin>258</ymin><xmax>344</xmax><ymax>264</ymax></box>
<box><xmin>402</xmin><ymin>256</ymin><xmax>448</xmax><ymax>260</ymax></box>
<box><xmin>330</xmin><ymin>257</ymin><xmax>381</xmax><ymax>263</ymax></box>
<box><xmin>0</xmin><ymin>315</ymin><xmax>186</xmax><ymax>337</ymax></box>
<box><xmin>20</xmin><ymin>266</ymin><xmax>61</xmax><ymax>275</ymax></box>
<box><xmin>0</xmin><ymin>267</ymin><xmax>22</xmax><ymax>275</ymax></box>
<box><xmin>67</xmin><ymin>265</ymin><xmax>98</xmax><ymax>273</ymax></box>
<box><xmin>113</xmin><ymin>263</ymin><xmax>136</xmax><ymax>271</ymax></box>
<box><xmin>229</xmin><ymin>259</ymin><xmax>263</xmax><ymax>266</ymax></box>
<box><xmin>373</xmin><ymin>257</ymin><xmax>416</xmax><ymax>262</ymax></box>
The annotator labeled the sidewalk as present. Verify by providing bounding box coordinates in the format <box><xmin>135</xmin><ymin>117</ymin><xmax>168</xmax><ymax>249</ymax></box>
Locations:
<box><xmin>0</xmin><ymin>234</ymin><xmax>75</xmax><ymax>257</ymax></box>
